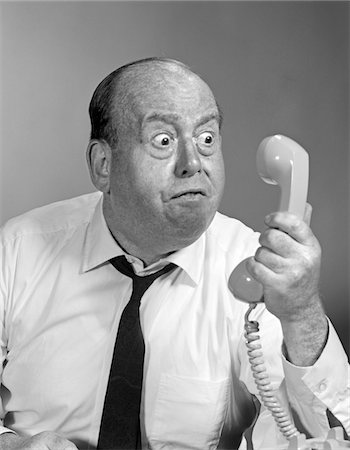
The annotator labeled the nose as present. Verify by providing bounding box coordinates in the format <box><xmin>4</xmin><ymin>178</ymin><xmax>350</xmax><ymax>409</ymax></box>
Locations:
<box><xmin>175</xmin><ymin>138</ymin><xmax>202</xmax><ymax>178</ymax></box>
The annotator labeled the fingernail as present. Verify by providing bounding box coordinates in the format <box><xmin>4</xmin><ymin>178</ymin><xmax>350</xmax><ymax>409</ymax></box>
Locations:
<box><xmin>265</xmin><ymin>214</ymin><xmax>272</xmax><ymax>224</ymax></box>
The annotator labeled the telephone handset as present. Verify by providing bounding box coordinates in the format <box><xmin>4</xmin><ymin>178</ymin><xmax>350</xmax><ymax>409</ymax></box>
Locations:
<box><xmin>229</xmin><ymin>135</ymin><xmax>309</xmax><ymax>304</ymax></box>
<box><xmin>228</xmin><ymin>135</ymin><xmax>309</xmax><ymax>441</ymax></box>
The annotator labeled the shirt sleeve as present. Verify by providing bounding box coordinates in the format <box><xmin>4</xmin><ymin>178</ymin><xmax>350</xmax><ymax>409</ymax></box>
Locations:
<box><xmin>0</xmin><ymin>232</ymin><xmax>18</xmax><ymax>436</ymax></box>
<box><xmin>282</xmin><ymin>319</ymin><xmax>350</xmax><ymax>437</ymax></box>
<box><xmin>238</xmin><ymin>307</ymin><xmax>349</xmax><ymax>449</ymax></box>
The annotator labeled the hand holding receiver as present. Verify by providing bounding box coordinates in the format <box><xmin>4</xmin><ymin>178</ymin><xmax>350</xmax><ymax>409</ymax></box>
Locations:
<box><xmin>250</xmin><ymin>208</ymin><xmax>322</xmax><ymax>322</ymax></box>
<box><xmin>254</xmin><ymin>208</ymin><xmax>327</xmax><ymax>367</ymax></box>
<box><xmin>228</xmin><ymin>135</ymin><xmax>309</xmax><ymax>303</ymax></box>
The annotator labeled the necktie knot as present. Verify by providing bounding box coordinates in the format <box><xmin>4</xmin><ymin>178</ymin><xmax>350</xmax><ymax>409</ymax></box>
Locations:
<box><xmin>110</xmin><ymin>255</ymin><xmax>176</xmax><ymax>301</ymax></box>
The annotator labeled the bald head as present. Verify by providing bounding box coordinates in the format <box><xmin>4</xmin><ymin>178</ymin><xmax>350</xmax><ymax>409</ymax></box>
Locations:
<box><xmin>88</xmin><ymin>57</ymin><xmax>222</xmax><ymax>148</ymax></box>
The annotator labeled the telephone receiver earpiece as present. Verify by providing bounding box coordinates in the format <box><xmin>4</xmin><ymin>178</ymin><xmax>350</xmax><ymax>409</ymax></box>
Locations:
<box><xmin>256</xmin><ymin>135</ymin><xmax>309</xmax><ymax>218</ymax></box>
<box><xmin>228</xmin><ymin>135</ymin><xmax>309</xmax><ymax>303</ymax></box>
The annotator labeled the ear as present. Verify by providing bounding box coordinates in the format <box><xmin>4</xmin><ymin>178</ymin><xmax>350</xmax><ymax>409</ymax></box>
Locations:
<box><xmin>86</xmin><ymin>139</ymin><xmax>112</xmax><ymax>193</ymax></box>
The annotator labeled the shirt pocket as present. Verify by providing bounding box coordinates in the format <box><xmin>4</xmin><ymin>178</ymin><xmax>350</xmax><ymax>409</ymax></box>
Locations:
<box><xmin>148</xmin><ymin>373</ymin><xmax>230</xmax><ymax>450</ymax></box>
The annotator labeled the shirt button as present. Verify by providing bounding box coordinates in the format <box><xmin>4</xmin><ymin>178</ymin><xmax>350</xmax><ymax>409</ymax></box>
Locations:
<box><xmin>318</xmin><ymin>380</ymin><xmax>327</xmax><ymax>392</ymax></box>
<box><xmin>338</xmin><ymin>388</ymin><xmax>349</xmax><ymax>401</ymax></box>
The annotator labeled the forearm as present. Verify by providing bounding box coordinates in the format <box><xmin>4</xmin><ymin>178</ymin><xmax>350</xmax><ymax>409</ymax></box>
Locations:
<box><xmin>280</xmin><ymin>295</ymin><xmax>328</xmax><ymax>366</ymax></box>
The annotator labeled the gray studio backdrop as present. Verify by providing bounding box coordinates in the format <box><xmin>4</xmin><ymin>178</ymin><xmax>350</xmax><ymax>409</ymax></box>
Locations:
<box><xmin>1</xmin><ymin>1</ymin><xmax>349</xmax><ymax>352</ymax></box>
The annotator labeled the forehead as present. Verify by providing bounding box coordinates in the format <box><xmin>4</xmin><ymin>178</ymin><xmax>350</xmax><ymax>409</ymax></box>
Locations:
<box><xmin>118</xmin><ymin>64</ymin><xmax>219</xmax><ymax>126</ymax></box>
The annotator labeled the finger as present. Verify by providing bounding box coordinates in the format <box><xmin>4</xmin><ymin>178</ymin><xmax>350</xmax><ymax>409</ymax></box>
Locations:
<box><xmin>264</xmin><ymin>211</ymin><xmax>314</xmax><ymax>244</ymax></box>
<box><xmin>259</xmin><ymin>228</ymin><xmax>296</xmax><ymax>257</ymax></box>
<box><xmin>303</xmin><ymin>202</ymin><xmax>312</xmax><ymax>226</ymax></box>
<box><xmin>254</xmin><ymin>246</ymin><xmax>286</xmax><ymax>273</ymax></box>
<box><xmin>246</xmin><ymin>255</ymin><xmax>279</xmax><ymax>287</ymax></box>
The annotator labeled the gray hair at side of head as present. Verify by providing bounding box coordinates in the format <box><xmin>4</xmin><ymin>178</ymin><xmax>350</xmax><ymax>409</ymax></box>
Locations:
<box><xmin>88</xmin><ymin>57</ymin><xmax>223</xmax><ymax>148</ymax></box>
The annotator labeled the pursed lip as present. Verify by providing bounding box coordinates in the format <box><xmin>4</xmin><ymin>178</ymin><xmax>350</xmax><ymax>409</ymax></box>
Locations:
<box><xmin>171</xmin><ymin>188</ymin><xmax>207</xmax><ymax>199</ymax></box>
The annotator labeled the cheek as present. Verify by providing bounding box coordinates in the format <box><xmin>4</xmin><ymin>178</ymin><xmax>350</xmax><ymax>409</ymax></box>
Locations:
<box><xmin>206</xmin><ymin>151</ymin><xmax>226</xmax><ymax>194</ymax></box>
<box><xmin>126</xmin><ymin>157</ymin><xmax>171</xmax><ymax>207</ymax></box>
<box><xmin>216</xmin><ymin>155</ymin><xmax>226</xmax><ymax>187</ymax></box>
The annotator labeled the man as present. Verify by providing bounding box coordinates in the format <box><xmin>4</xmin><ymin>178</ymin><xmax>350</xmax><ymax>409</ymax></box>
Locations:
<box><xmin>0</xmin><ymin>57</ymin><xmax>348</xmax><ymax>450</ymax></box>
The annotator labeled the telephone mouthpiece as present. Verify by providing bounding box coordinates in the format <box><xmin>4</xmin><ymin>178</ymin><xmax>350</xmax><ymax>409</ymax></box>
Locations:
<box><xmin>228</xmin><ymin>258</ymin><xmax>264</xmax><ymax>303</ymax></box>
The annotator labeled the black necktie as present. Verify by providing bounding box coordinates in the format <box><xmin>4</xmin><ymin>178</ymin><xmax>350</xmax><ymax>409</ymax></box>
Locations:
<box><xmin>97</xmin><ymin>255</ymin><xmax>176</xmax><ymax>450</ymax></box>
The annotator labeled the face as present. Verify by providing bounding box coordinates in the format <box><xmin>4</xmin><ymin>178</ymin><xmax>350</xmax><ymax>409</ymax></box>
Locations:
<box><xmin>105</xmin><ymin>65</ymin><xmax>225</xmax><ymax>260</ymax></box>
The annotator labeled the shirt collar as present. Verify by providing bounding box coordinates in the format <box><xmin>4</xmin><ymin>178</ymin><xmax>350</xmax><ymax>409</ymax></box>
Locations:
<box><xmin>162</xmin><ymin>237</ymin><xmax>204</xmax><ymax>285</ymax></box>
<box><xmin>82</xmin><ymin>194</ymin><xmax>205</xmax><ymax>285</ymax></box>
<box><xmin>82</xmin><ymin>195</ymin><xmax>124</xmax><ymax>273</ymax></box>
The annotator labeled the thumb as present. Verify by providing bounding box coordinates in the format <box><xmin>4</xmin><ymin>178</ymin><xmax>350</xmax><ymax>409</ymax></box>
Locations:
<box><xmin>303</xmin><ymin>202</ymin><xmax>312</xmax><ymax>226</ymax></box>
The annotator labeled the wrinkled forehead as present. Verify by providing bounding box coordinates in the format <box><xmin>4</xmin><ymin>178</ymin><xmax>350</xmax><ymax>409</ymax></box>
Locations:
<box><xmin>115</xmin><ymin>63</ymin><xmax>219</xmax><ymax>124</ymax></box>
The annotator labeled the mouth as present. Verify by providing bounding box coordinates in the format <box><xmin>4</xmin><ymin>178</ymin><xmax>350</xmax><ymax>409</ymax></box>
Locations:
<box><xmin>171</xmin><ymin>189</ymin><xmax>206</xmax><ymax>200</ymax></box>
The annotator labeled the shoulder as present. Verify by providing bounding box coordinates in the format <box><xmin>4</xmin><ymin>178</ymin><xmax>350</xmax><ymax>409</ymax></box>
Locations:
<box><xmin>0</xmin><ymin>192</ymin><xmax>102</xmax><ymax>245</ymax></box>
<box><xmin>207</xmin><ymin>211</ymin><xmax>260</xmax><ymax>252</ymax></box>
<box><xmin>205</xmin><ymin>211</ymin><xmax>260</xmax><ymax>272</ymax></box>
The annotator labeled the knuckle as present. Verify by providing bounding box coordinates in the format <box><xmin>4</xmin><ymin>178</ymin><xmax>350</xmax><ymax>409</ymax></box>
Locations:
<box><xmin>255</xmin><ymin>247</ymin><xmax>277</xmax><ymax>270</ymax></box>
<box><xmin>271</xmin><ymin>258</ymin><xmax>284</xmax><ymax>273</ymax></box>
<box><xmin>268</xmin><ymin>230</ymin><xmax>284</xmax><ymax>249</ymax></box>
<box><xmin>288</xmin><ymin>267</ymin><xmax>301</xmax><ymax>284</ymax></box>
<box><xmin>290</xmin><ymin>219</ymin><xmax>302</xmax><ymax>234</ymax></box>
<box><xmin>303</xmin><ymin>246</ymin><xmax>321</xmax><ymax>269</ymax></box>
<box><xmin>303</xmin><ymin>252</ymin><xmax>315</xmax><ymax>268</ymax></box>
<box><xmin>260</xmin><ymin>228</ymin><xmax>274</xmax><ymax>246</ymax></box>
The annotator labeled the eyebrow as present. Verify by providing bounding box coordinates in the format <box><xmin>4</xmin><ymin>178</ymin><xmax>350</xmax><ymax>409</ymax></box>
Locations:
<box><xmin>142</xmin><ymin>111</ymin><xmax>221</xmax><ymax>128</ymax></box>
<box><xmin>143</xmin><ymin>112</ymin><xmax>181</xmax><ymax>125</ymax></box>
<box><xmin>196</xmin><ymin>112</ymin><xmax>221</xmax><ymax>128</ymax></box>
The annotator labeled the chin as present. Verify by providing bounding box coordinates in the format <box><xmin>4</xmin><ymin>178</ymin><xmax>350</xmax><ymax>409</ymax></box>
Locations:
<box><xmin>168</xmin><ymin>210</ymin><xmax>215</xmax><ymax>246</ymax></box>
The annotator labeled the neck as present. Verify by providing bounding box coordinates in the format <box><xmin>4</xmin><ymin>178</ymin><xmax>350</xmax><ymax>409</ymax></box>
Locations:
<box><xmin>103</xmin><ymin>199</ymin><xmax>174</xmax><ymax>266</ymax></box>
<box><xmin>112</xmin><ymin>230</ymin><xmax>173</xmax><ymax>267</ymax></box>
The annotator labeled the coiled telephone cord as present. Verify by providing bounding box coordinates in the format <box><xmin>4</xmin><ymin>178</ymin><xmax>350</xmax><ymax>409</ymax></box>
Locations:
<box><xmin>244</xmin><ymin>303</ymin><xmax>300</xmax><ymax>440</ymax></box>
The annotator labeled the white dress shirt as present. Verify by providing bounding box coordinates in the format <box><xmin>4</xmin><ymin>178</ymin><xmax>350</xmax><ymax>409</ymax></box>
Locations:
<box><xmin>0</xmin><ymin>192</ymin><xmax>349</xmax><ymax>449</ymax></box>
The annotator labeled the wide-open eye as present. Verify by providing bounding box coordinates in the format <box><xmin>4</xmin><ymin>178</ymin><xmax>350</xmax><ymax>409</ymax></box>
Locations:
<box><xmin>196</xmin><ymin>131</ymin><xmax>215</xmax><ymax>148</ymax></box>
<box><xmin>151</xmin><ymin>133</ymin><xmax>173</xmax><ymax>149</ymax></box>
